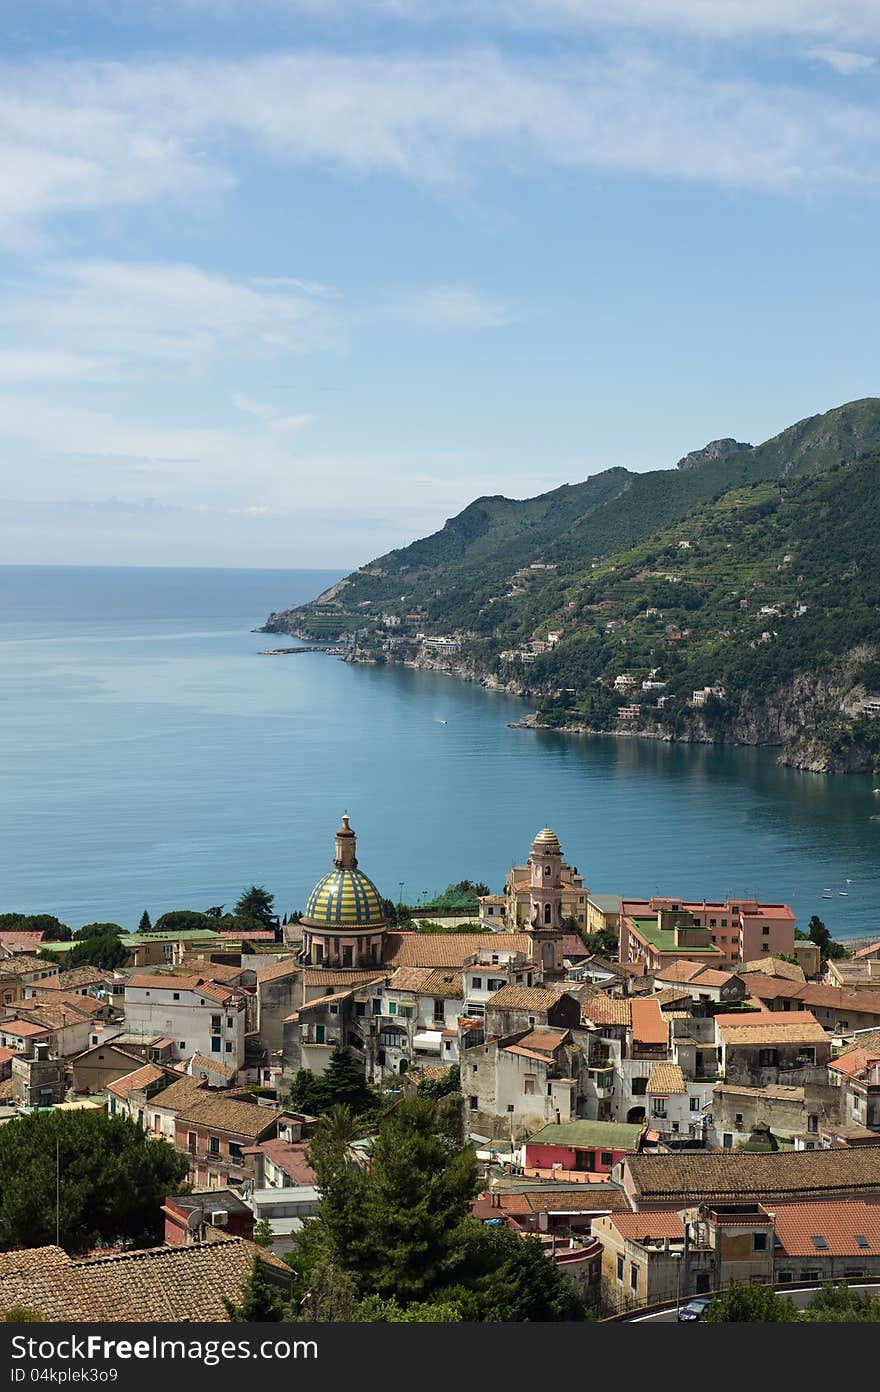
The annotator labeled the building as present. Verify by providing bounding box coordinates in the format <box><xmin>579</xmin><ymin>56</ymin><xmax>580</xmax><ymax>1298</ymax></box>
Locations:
<box><xmin>297</xmin><ymin>814</ymin><xmax>389</xmax><ymax>969</ymax></box>
<box><xmin>620</xmin><ymin>897</ymin><xmax>795</xmax><ymax>971</ymax></box>
<box><xmin>714</xmin><ymin>1010</ymin><xmax>832</xmax><ymax>1086</ymax></box>
<box><xmin>524</xmin><ymin>1119</ymin><xmax>644</xmax><ymax>1179</ymax></box>
<box><xmin>123</xmin><ymin>971</ymin><xmax>247</xmax><ymax>1070</ymax></box>
<box><xmin>162</xmin><ymin>1189</ymin><xmax>256</xmax><ymax>1246</ymax></box>
<box><xmin>617</xmin><ymin>1146</ymin><xmax>880</xmax><ymax>1211</ymax></box>
<box><xmin>503</xmin><ymin>828</ymin><xmax>589</xmax><ymax>941</ymax></box>
<box><xmin>645</xmin><ymin>1063</ymin><xmax>708</xmax><ymax>1144</ymax></box>
<box><xmin>173</xmin><ymin>1094</ymin><xmax>283</xmax><ymax>1188</ymax></box>
<box><xmin>742</xmin><ymin>975</ymin><xmax>880</xmax><ymax>1034</ymax></box>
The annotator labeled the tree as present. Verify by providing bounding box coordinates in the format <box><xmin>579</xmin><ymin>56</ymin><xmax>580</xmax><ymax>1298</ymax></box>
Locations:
<box><xmin>444</xmin><ymin>880</ymin><xmax>491</xmax><ymax>899</ymax></box>
<box><xmin>153</xmin><ymin>909</ymin><xmax>215</xmax><ymax>934</ymax></box>
<box><xmin>137</xmin><ymin>911</ymin><xmax>152</xmax><ymax>933</ymax></box>
<box><xmin>705</xmin><ymin>1283</ymin><xmax>798</xmax><ymax>1322</ymax></box>
<box><xmin>223</xmin><ymin>1256</ymin><xmax>289</xmax><ymax>1322</ymax></box>
<box><xmin>416</xmin><ymin>1065</ymin><xmax>460</xmax><ymax>1100</ymax></box>
<box><xmin>205</xmin><ymin>905</ymin><xmax>225</xmax><ymax>919</ymax></box>
<box><xmin>807</xmin><ymin>915</ymin><xmax>849</xmax><ymax>961</ymax></box>
<box><xmin>252</xmin><ymin>1217</ymin><xmax>274</xmax><ymax>1248</ymax></box>
<box><xmin>74</xmin><ymin>922</ymin><xmax>125</xmax><ymax>940</ymax></box>
<box><xmin>0</xmin><ymin>913</ymin><xmax>71</xmax><ymax>942</ymax></box>
<box><xmin>287</xmin><ymin>1049</ymin><xmax>377</xmax><ymax>1117</ymax></box>
<box><xmin>0</xmin><ymin>1110</ymin><xmax>189</xmax><ymax>1254</ymax></box>
<box><xmin>234</xmin><ymin>886</ymin><xmax>276</xmax><ymax>928</ymax></box>
<box><xmin>461</xmin><ymin>1223</ymin><xmax>586</xmax><ymax>1321</ymax></box>
<box><xmin>62</xmin><ymin>933</ymin><xmax>128</xmax><ymax>970</ymax></box>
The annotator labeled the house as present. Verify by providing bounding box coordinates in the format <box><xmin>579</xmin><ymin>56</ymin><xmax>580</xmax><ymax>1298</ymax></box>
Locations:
<box><xmin>10</xmin><ymin>1041</ymin><xmax>66</xmax><ymax>1107</ymax></box>
<box><xmin>162</xmin><ymin>1189</ymin><xmax>256</xmax><ymax>1246</ymax></box>
<box><xmin>616</xmin><ymin>1145</ymin><xmax>880</xmax><ymax>1210</ymax></box>
<box><xmin>461</xmin><ymin>947</ymin><xmax>536</xmax><ymax>1016</ymax></box>
<box><xmin>710</xmin><ymin>1082</ymin><xmax>839</xmax><ymax>1150</ymax></box>
<box><xmin>654</xmin><ymin>962</ymin><xmax>745</xmax><ymax>1008</ymax></box>
<box><xmin>173</xmin><ymin>1094</ymin><xmax>283</xmax><ymax>1187</ymax></box>
<box><xmin>620</xmin><ymin>897</ymin><xmax>795</xmax><ymax>971</ymax></box>
<box><xmin>743</xmin><ymin>977</ymin><xmax>880</xmax><ymax>1035</ymax></box>
<box><xmin>484</xmin><ymin>984</ymin><xmax>582</xmax><ymax>1039</ymax></box>
<box><xmin>255</xmin><ymin>956</ymin><xmax>304</xmax><ymax>1053</ymax></box>
<box><xmin>123</xmin><ymin>971</ymin><xmax>248</xmax><ymax>1070</ymax></box>
<box><xmin>714</xmin><ymin>1010</ymin><xmax>830</xmax><ymax>1086</ymax></box>
<box><xmin>645</xmin><ymin>1063</ymin><xmax>708</xmax><ymax>1144</ymax></box>
<box><xmin>106</xmin><ymin>1063</ymin><xmax>178</xmax><ymax>1122</ymax></box>
<box><xmin>0</xmin><ymin>1237</ymin><xmax>292</xmax><ymax>1321</ymax></box>
<box><xmin>828</xmin><ymin>1042</ymin><xmax>880</xmax><ymax>1135</ymax></box>
<box><xmin>0</xmin><ymin>955</ymin><xmax>61</xmax><ymax>990</ymax></box>
<box><xmin>524</xmin><ymin>1119</ymin><xmax>644</xmax><ymax>1179</ymax></box>
<box><xmin>464</xmin><ymin>1026</ymin><xmax>580</xmax><ymax>1136</ymax></box>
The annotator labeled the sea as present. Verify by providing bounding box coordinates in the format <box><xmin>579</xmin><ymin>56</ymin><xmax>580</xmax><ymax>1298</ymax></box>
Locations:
<box><xmin>1</xmin><ymin>565</ymin><xmax>878</xmax><ymax>940</ymax></box>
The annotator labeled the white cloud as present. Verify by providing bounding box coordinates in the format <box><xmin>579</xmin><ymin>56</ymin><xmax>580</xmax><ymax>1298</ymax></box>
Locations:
<box><xmin>392</xmin><ymin>286</ymin><xmax>513</xmax><ymax>329</ymax></box>
<box><xmin>808</xmin><ymin>45</ymin><xmax>876</xmax><ymax>74</ymax></box>
<box><xmin>0</xmin><ymin>43</ymin><xmax>878</xmax><ymax>248</ymax></box>
<box><xmin>0</xmin><ymin>350</ymin><xmax>108</xmax><ymax>383</ymax></box>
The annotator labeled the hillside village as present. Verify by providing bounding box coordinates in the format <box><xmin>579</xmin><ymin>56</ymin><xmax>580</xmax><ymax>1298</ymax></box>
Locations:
<box><xmin>4</xmin><ymin>816</ymin><xmax>880</xmax><ymax>1320</ymax></box>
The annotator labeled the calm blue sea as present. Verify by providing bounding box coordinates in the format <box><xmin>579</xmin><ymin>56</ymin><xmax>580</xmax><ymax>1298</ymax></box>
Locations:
<box><xmin>0</xmin><ymin>565</ymin><xmax>878</xmax><ymax>939</ymax></box>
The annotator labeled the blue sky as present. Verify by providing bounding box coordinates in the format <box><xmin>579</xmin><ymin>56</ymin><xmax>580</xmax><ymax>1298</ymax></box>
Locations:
<box><xmin>1</xmin><ymin>1</ymin><xmax>879</xmax><ymax>568</ymax></box>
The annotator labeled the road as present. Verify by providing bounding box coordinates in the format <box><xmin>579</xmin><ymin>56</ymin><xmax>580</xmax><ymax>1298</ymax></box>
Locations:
<box><xmin>627</xmin><ymin>1283</ymin><xmax>880</xmax><ymax>1322</ymax></box>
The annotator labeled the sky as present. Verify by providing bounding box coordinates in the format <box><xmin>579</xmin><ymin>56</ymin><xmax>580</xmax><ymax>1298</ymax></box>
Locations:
<box><xmin>1</xmin><ymin>1</ymin><xmax>879</xmax><ymax>568</ymax></box>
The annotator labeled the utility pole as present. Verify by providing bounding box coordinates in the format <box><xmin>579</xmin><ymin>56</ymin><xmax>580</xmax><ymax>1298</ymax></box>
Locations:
<box><xmin>55</xmin><ymin>1136</ymin><xmax>60</xmax><ymax>1248</ymax></box>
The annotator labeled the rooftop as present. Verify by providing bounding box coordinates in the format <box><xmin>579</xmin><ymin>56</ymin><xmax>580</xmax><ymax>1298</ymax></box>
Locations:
<box><xmin>646</xmin><ymin>1063</ymin><xmax>686</xmax><ymax>1094</ymax></box>
<box><xmin>486</xmin><ymin>984</ymin><xmax>568</xmax><ymax>1012</ymax></box>
<box><xmin>625</xmin><ymin>1148</ymin><xmax>880</xmax><ymax>1203</ymax></box>
<box><xmin>383</xmin><ymin>931</ymin><xmax>534</xmax><ymax>969</ymax></box>
<box><xmin>526</xmin><ymin>1119</ymin><xmax>644</xmax><ymax>1151</ymax></box>
<box><xmin>175</xmin><ymin>1096</ymin><xmax>282</xmax><ymax>1141</ymax></box>
<box><xmin>627</xmin><ymin>916</ymin><xmax>720</xmax><ymax>956</ymax></box>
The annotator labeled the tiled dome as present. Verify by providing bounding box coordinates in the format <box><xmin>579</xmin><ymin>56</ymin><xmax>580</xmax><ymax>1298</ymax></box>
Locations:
<box><xmin>303</xmin><ymin>866</ymin><xmax>387</xmax><ymax>928</ymax></box>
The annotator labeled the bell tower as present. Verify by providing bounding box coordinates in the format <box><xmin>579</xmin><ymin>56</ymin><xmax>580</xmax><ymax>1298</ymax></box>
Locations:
<box><xmin>527</xmin><ymin>827</ymin><xmax>565</xmax><ymax>979</ymax></box>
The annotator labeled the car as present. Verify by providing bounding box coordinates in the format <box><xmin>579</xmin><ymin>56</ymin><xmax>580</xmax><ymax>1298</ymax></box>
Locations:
<box><xmin>677</xmin><ymin>1296</ymin><xmax>713</xmax><ymax>1322</ymax></box>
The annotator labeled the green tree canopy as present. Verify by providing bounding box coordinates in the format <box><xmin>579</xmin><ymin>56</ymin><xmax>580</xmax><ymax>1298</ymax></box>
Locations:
<box><xmin>223</xmin><ymin>1256</ymin><xmax>289</xmax><ymax>1322</ymax></box>
<box><xmin>137</xmin><ymin>910</ymin><xmax>152</xmax><ymax>933</ymax></box>
<box><xmin>234</xmin><ymin>886</ymin><xmax>276</xmax><ymax>928</ymax></box>
<box><xmin>705</xmin><ymin>1283</ymin><xmax>798</xmax><ymax>1322</ymax></box>
<box><xmin>0</xmin><ymin>913</ymin><xmax>71</xmax><ymax>942</ymax></box>
<box><xmin>0</xmin><ymin>1111</ymin><xmax>189</xmax><ymax>1254</ymax></box>
<box><xmin>74</xmin><ymin>922</ymin><xmax>125</xmax><ymax>940</ymax></box>
<box><xmin>153</xmin><ymin>909</ymin><xmax>215</xmax><ymax>934</ymax></box>
<box><xmin>287</xmin><ymin>1048</ymin><xmax>378</xmax><ymax>1118</ymax></box>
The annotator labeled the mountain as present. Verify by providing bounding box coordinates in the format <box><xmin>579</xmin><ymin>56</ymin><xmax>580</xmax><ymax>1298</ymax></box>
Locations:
<box><xmin>265</xmin><ymin>399</ymin><xmax>880</xmax><ymax>772</ymax></box>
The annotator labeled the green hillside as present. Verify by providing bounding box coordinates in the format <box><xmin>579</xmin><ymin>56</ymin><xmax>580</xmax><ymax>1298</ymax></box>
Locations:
<box><xmin>265</xmin><ymin>399</ymin><xmax>880</xmax><ymax>771</ymax></box>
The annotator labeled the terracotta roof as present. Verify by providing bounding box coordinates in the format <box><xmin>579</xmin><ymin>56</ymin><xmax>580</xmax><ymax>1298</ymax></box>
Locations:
<box><xmin>176</xmin><ymin>1096</ymin><xmax>282</xmax><ymax>1141</ymax></box>
<box><xmin>15</xmin><ymin>1001</ymin><xmax>97</xmax><ymax>1029</ymax></box>
<box><xmin>126</xmin><ymin>972</ymin><xmax>203</xmax><ymax>991</ymax></box>
<box><xmin>828</xmin><ymin>1046</ymin><xmax>880</xmax><ymax>1081</ymax></box>
<box><xmin>386</xmin><ymin>966</ymin><xmax>434</xmax><ymax>993</ymax></box>
<box><xmin>656</xmin><ymin>987</ymin><xmax>693</xmax><ymax>1007</ymax></box>
<box><xmin>0</xmin><ymin>1046</ymin><xmax>17</xmax><ymax>1066</ymax></box>
<box><xmin>655</xmin><ymin>961</ymin><xmax>706</xmax><ymax>984</ymax></box>
<box><xmin>250</xmin><ymin>1139</ymin><xmax>316</xmax><ymax>1186</ymax></box>
<box><xmin>383</xmin><ymin>932</ymin><xmax>534</xmax><ymax>969</ymax></box>
<box><xmin>0</xmin><ymin>1238</ymin><xmax>289</xmax><ymax>1322</ymax></box>
<box><xmin>30</xmin><ymin>989</ymin><xmax>104</xmax><ymax>1017</ymax></box>
<box><xmin>0</xmin><ymin>1020</ymin><xmax>53</xmax><ymax>1038</ymax></box>
<box><xmin>625</xmin><ymin>1148</ymin><xmax>880</xmax><ymax>1204</ymax></box>
<box><xmin>631</xmin><ymin>998</ymin><xmax>668</xmax><ymax>1046</ymax></box>
<box><xmin>853</xmin><ymin>942</ymin><xmax>880</xmax><ymax>960</ymax></box>
<box><xmin>148</xmin><ymin>1075</ymin><xmax>208</xmax><ymax>1113</ymax></box>
<box><xmin>420</xmin><ymin>968</ymin><xmax>463</xmax><ymax>998</ymax></box>
<box><xmin>561</xmin><ymin>935</ymin><xmax>589</xmax><ymax>959</ymax></box>
<box><xmin>189</xmin><ymin>1053</ymin><xmax>236</xmax><ymax>1081</ymax></box>
<box><xmin>0</xmin><ymin>955</ymin><xmax>59</xmax><ymax>976</ymax></box>
<box><xmin>256</xmin><ymin>958</ymin><xmax>302</xmax><ymax>984</ymax></box>
<box><xmin>582</xmin><ymin>994</ymin><xmax>631</xmax><ymax>1027</ymax></box>
<box><xmin>503</xmin><ymin>1044</ymin><xmax>556</xmax><ymax>1064</ymax></box>
<box><xmin>740</xmin><ymin>958</ymin><xmax>806</xmax><ymax>982</ymax></box>
<box><xmin>486</xmin><ymin>984</ymin><xmax>567</xmax><ymax>1012</ymax></box>
<box><xmin>509</xmin><ymin>1188</ymin><xmax>628</xmax><ymax>1215</ymax></box>
<box><xmin>177</xmin><ymin>961</ymin><xmax>247</xmax><ymax>984</ymax></box>
<box><xmin>606</xmin><ymin>1211</ymin><xmax>686</xmax><ymax>1241</ymax></box>
<box><xmin>773</xmin><ymin>1199</ymin><xmax>880</xmax><ymax>1258</ymax></box>
<box><xmin>717</xmin><ymin>1012</ymin><xmax>828</xmax><ymax>1046</ymax></box>
<box><xmin>515</xmin><ymin>1028</ymin><xmax>569</xmax><ymax>1053</ymax></box>
<box><xmin>715</xmin><ymin>1084</ymin><xmax>805</xmax><ymax>1101</ymax></box>
<box><xmin>107</xmin><ymin>1063</ymin><xmax>167</xmax><ymax>1100</ymax></box>
<box><xmin>688</xmin><ymin>969</ymin><xmax>737</xmax><ymax>988</ymax></box>
<box><xmin>0</xmin><ymin>1247</ymin><xmax>70</xmax><ymax>1278</ymax></box>
<box><xmin>799</xmin><ymin>983</ymin><xmax>880</xmax><ymax>1015</ymax></box>
<box><xmin>296</xmin><ymin>987</ymin><xmax>358</xmax><ymax>1011</ymax></box>
<box><xmin>55</xmin><ymin>966</ymin><xmax>112</xmax><ymax>989</ymax></box>
<box><xmin>0</xmin><ymin>932</ymin><xmax>45</xmax><ymax>953</ymax></box>
<box><xmin>303</xmin><ymin>968</ymin><xmax>386</xmax><ymax>987</ymax></box>
<box><xmin>646</xmin><ymin>1063</ymin><xmax>685</xmax><ymax>1094</ymax></box>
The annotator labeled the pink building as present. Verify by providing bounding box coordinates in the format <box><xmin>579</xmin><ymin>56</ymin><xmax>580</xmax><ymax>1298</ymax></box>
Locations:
<box><xmin>524</xmin><ymin>1119</ymin><xmax>644</xmax><ymax>1176</ymax></box>
<box><xmin>620</xmin><ymin>897</ymin><xmax>795</xmax><ymax>970</ymax></box>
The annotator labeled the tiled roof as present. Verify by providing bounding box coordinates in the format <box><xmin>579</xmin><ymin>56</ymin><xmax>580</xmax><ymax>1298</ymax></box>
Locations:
<box><xmin>512</xmin><ymin>1188</ymin><xmax>629</xmax><ymax>1215</ymax></box>
<box><xmin>30</xmin><ymin>989</ymin><xmax>104</xmax><ymax>1016</ymax></box>
<box><xmin>420</xmin><ymin>968</ymin><xmax>463</xmax><ymax>998</ymax></box>
<box><xmin>646</xmin><ymin>1063</ymin><xmax>686</xmax><ymax>1094</ymax></box>
<box><xmin>126</xmin><ymin>972</ymin><xmax>203</xmax><ymax>991</ymax></box>
<box><xmin>0</xmin><ymin>932</ymin><xmax>45</xmax><ymax>953</ymax></box>
<box><xmin>107</xmin><ymin>1064</ymin><xmax>167</xmax><ymax>1100</ymax></box>
<box><xmin>718</xmin><ymin>1012</ymin><xmax>828</xmax><ymax>1046</ymax></box>
<box><xmin>740</xmin><ymin>958</ymin><xmax>806</xmax><ymax>982</ymax></box>
<box><xmin>486</xmin><ymin>984</ymin><xmax>567</xmax><ymax>1012</ymax></box>
<box><xmin>0</xmin><ymin>1238</ymin><xmax>290</xmax><ymax>1322</ymax></box>
<box><xmin>0</xmin><ymin>1247</ymin><xmax>70</xmax><ymax>1278</ymax></box>
<box><xmin>631</xmin><ymin>998</ymin><xmax>668</xmax><ymax>1046</ymax></box>
<box><xmin>625</xmin><ymin>1148</ymin><xmax>880</xmax><ymax>1203</ymax></box>
<box><xmin>383</xmin><ymin>932</ymin><xmax>534</xmax><ymax>969</ymax></box>
<box><xmin>689</xmin><ymin>969</ymin><xmax>737</xmax><ymax>988</ymax></box>
<box><xmin>503</xmin><ymin>1044</ymin><xmax>556</xmax><ymax>1065</ymax></box>
<box><xmin>16</xmin><ymin>1001</ymin><xmax>97</xmax><ymax>1029</ymax></box>
<box><xmin>656</xmin><ymin>987</ymin><xmax>692</xmax><ymax>1006</ymax></box>
<box><xmin>386</xmin><ymin>966</ymin><xmax>434</xmax><ymax>993</ymax></box>
<box><xmin>147</xmin><ymin>1075</ymin><xmax>208</xmax><ymax>1113</ymax></box>
<box><xmin>561</xmin><ymin>935</ymin><xmax>589</xmax><ymax>959</ymax></box>
<box><xmin>56</xmin><ymin>966</ymin><xmax>112</xmax><ymax>989</ymax></box>
<box><xmin>0</xmin><ymin>955</ymin><xmax>59</xmax><ymax>976</ymax></box>
<box><xmin>715</xmin><ymin>1083</ymin><xmax>805</xmax><ymax>1101</ymax></box>
<box><xmin>773</xmin><ymin>1199</ymin><xmax>880</xmax><ymax>1258</ymax></box>
<box><xmin>297</xmin><ymin>987</ymin><xmax>357</xmax><ymax>1011</ymax></box>
<box><xmin>177</xmin><ymin>961</ymin><xmax>247</xmax><ymax>984</ymax></box>
<box><xmin>828</xmin><ymin>1046</ymin><xmax>880</xmax><ymax>1080</ymax></box>
<box><xmin>251</xmin><ymin>1139</ymin><xmax>316</xmax><ymax>1186</ymax></box>
<box><xmin>303</xmin><ymin>968</ymin><xmax>386</xmax><ymax>987</ymax></box>
<box><xmin>582</xmin><ymin>994</ymin><xmax>631</xmax><ymax>1027</ymax></box>
<box><xmin>655</xmin><ymin>961</ymin><xmax>705</xmax><ymax>984</ymax></box>
<box><xmin>606</xmin><ymin>1211</ymin><xmax>686</xmax><ymax>1241</ymax></box>
<box><xmin>188</xmin><ymin>1053</ymin><xmax>236</xmax><ymax>1080</ymax></box>
<box><xmin>176</xmin><ymin>1097</ymin><xmax>282</xmax><ymax>1140</ymax></box>
<box><xmin>256</xmin><ymin>958</ymin><xmax>302</xmax><ymax>984</ymax></box>
<box><xmin>515</xmin><ymin>1028</ymin><xmax>569</xmax><ymax>1053</ymax></box>
<box><xmin>0</xmin><ymin>1020</ymin><xmax>53</xmax><ymax>1038</ymax></box>
<box><xmin>853</xmin><ymin>941</ymin><xmax>880</xmax><ymax>960</ymax></box>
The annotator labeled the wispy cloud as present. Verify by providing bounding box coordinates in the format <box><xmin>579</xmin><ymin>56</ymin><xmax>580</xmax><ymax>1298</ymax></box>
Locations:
<box><xmin>0</xmin><ymin>44</ymin><xmax>879</xmax><ymax>246</ymax></box>
<box><xmin>392</xmin><ymin>286</ymin><xmax>513</xmax><ymax>329</ymax></box>
<box><xmin>808</xmin><ymin>45</ymin><xmax>876</xmax><ymax>74</ymax></box>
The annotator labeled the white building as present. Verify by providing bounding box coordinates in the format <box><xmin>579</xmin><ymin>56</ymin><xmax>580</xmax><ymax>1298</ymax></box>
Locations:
<box><xmin>123</xmin><ymin>973</ymin><xmax>247</xmax><ymax>1070</ymax></box>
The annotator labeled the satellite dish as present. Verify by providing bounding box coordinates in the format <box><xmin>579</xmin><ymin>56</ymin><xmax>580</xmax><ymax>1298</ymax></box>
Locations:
<box><xmin>185</xmin><ymin>1207</ymin><xmax>204</xmax><ymax>1233</ymax></box>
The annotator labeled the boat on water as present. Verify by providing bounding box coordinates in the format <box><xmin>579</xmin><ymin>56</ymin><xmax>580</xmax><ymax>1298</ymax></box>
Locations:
<box><xmin>822</xmin><ymin>890</ymin><xmax>833</xmax><ymax>897</ymax></box>
<box><xmin>840</xmin><ymin>891</ymin><xmax>849</xmax><ymax>897</ymax></box>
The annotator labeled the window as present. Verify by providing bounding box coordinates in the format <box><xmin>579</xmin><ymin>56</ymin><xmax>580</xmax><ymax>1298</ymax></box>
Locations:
<box><xmin>228</xmin><ymin>1142</ymin><xmax>243</xmax><ymax>1162</ymax></box>
<box><xmin>355</xmin><ymin>1002</ymin><xmax>366</xmax><ymax>1017</ymax></box>
<box><xmin>179</xmin><ymin>1041</ymin><xmax>186</xmax><ymax>1050</ymax></box>
<box><xmin>372</xmin><ymin>999</ymin><xmax>381</xmax><ymax>1015</ymax></box>
<box><xmin>689</xmin><ymin>1096</ymin><xmax>700</xmax><ymax>1111</ymax></box>
<box><xmin>209</xmin><ymin>1136</ymin><xmax>220</xmax><ymax>1156</ymax></box>
<box><xmin>471</xmin><ymin>977</ymin><xmax>482</xmax><ymax>990</ymax></box>
<box><xmin>630</xmin><ymin>1264</ymin><xmax>639</xmax><ymax>1292</ymax></box>
<box><xmin>388</xmin><ymin>1001</ymin><xmax>397</xmax><ymax>1015</ymax></box>
<box><xmin>173</xmin><ymin>992</ymin><xmax>180</xmax><ymax>1001</ymax></box>
<box><xmin>808</xmin><ymin>1114</ymin><xmax>818</xmax><ymax>1133</ymax></box>
<box><xmin>544</xmin><ymin>904</ymin><xmax>551</xmax><ymax>924</ymax></box>
<box><xmin>651</xmin><ymin>1098</ymin><xmax>666</xmax><ymax>1117</ymax></box>
<box><xmin>211</xmin><ymin>1037</ymin><xmax>221</xmax><ymax>1052</ymax></box>
<box><xmin>211</xmin><ymin>1015</ymin><xmax>221</xmax><ymax>1028</ymax></box>
<box><xmin>762</xmin><ymin>926</ymin><xmax>770</xmax><ymax>936</ymax></box>
<box><xmin>507</xmin><ymin>1104</ymin><xmax>515</xmax><ymax>1113</ymax></box>
<box><xmin>761</xmin><ymin>944</ymin><xmax>770</xmax><ymax>952</ymax></box>
<box><xmin>810</xmin><ymin>1235</ymin><xmax>829</xmax><ymax>1252</ymax></box>
<box><xmin>600</xmin><ymin>1152</ymin><xmax>613</xmax><ymax>1166</ymax></box>
<box><xmin>224</xmin><ymin>1041</ymin><xmax>232</xmax><ymax>1052</ymax></box>
<box><xmin>469</xmin><ymin>1096</ymin><xmax>478</xmax><ymax>1110</ymax></box>
<box><xmin>855</xmin><ymin>1234</ymin><xmax>871</xmax><ymax>1250</ymax></box>
<box><xmin>801</xmin><ymin>1270</ymin><xmax>820</xmax><ymax>1282</ymax></box>
<box><xmin>753</xmin><ymin>1232</ymin><xmax>767</xmax><ymax>1252</ymax></box>
<box><xmin>722</xmin><ymin>1133</ymin><xmax>733</xmax><ymax>1149</ymax></box>
<box><xmin>402</xmin><ymin>1006</ymin><xmax>413</xmax><ymax>1019</ymax></box>
<box><xmin>777</xmin><ymin>1271</ymin><xmax>792</xmax><ymax>1284</ymax></box>
<box><xmin>524</xmin><ymin>1076</ymin><xmax>537</xmax><ymax>1096</ymax></box>
<box><xmin>617</xmin><ymin>1256</ymin><xmax>624</xmax><ymax>1283</ymax></box>
<box><xmin>632</xmin><ymin>1077</ymin><xmax>647</xmax><ymax>1096</ymax></box>
<box><xmin>735</xmin><ymin>1113</ymin><xmax>743</xmax><ymax>1126</ymax></box>
<box><xmin>844</xmin><ymin>1269</ymin><xmax>865</xmax><ymax>1279</ymax></box>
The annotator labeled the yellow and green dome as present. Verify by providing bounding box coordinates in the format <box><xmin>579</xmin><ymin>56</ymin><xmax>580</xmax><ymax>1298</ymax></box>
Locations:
<box><xmin>304</xmin><ymin>867</ymin><xmax>387</xmax><ymax>929</ymax></box>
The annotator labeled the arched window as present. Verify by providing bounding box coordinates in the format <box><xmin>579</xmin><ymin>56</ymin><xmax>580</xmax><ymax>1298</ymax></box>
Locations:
<box><xmin>544</xmin><ymin>903</ymin><xmax>552</xmax><ymax>924</ymax></box>
<box><xmin>544</xmin><ymin>865</ymin><xmax>551</xmax><ymax>877</ymax></box>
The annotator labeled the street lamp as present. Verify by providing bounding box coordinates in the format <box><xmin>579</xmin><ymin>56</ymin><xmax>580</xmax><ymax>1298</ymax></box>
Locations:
<box><xmin>672</xmin><ymin>1250</ymin><xmax>683</xmax><ymax>1319</ymax></box>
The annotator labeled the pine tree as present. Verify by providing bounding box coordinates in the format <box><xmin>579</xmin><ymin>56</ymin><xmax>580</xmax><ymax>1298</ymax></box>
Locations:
<box><xmin>137</xmin><ymin>911</ymin><xmax>151</xmax><ymax>933</ymax></box>
<box><xmin>234</xmin><ymin>885</ymin><xmax>275</xmax><ymax>928</ymax></box>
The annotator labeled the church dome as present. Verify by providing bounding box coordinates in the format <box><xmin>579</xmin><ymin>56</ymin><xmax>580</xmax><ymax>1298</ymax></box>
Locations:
<box><xmin>532</xmin><ymin>826</ymin><xmax>561</xmax><ymax>852</ymax></box>
<box><xmin>302</xmin><ymin>814</ymin><xmax>387</xmax><ymax>930</ymax></box>
<box><xmin>304</xmin><ymin>866</ymin><xmax>387</xmax><ymax>928</ymax></box>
